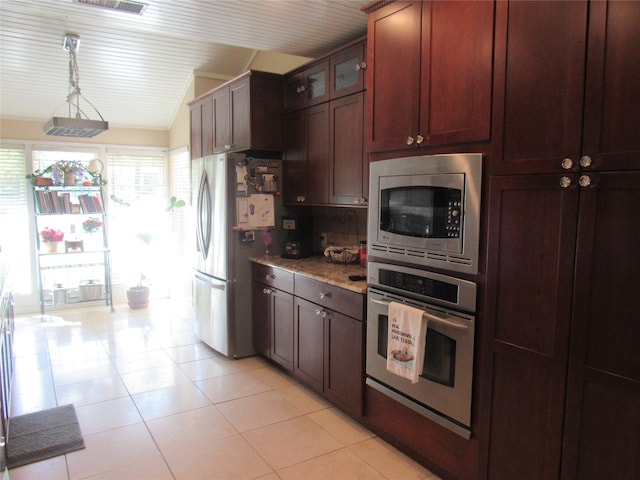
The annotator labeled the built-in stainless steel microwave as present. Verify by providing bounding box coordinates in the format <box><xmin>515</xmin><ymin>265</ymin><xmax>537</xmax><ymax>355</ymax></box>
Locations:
<box><xmin>367</xmin><ymin>154</ymin><xmax>482</xmax><ymax>275</ymax></box>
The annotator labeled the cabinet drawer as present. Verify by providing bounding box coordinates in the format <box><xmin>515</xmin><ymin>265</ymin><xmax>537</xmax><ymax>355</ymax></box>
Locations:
<box><xmin>252</xmin><ymin>263</ymin><xmax>294</xmax><ymax>294</ymax></box>
<box><xmin>295</xmin><ymin>275</ymin><xmax>364</xmax><ymax>320</ymax></box>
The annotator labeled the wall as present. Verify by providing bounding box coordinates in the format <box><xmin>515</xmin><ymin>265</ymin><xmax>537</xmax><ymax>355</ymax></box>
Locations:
<box><xmin>0</xmin><ymin>118</ymin><xmax>168</xmax><ymax>147</ymax></box>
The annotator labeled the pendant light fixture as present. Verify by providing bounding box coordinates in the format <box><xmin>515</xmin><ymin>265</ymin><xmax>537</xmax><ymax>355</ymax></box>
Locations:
<box><xmin>43</xmin><ymin>33</ymin><xmax>109</xmax><ymax>138</ymax></box>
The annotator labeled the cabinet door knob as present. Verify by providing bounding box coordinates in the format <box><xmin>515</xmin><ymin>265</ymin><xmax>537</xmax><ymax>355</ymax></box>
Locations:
<box><xmin>315</xmin><ymin>308</ymin><xmax>327</xmax><ymax>318</ymax></box>
<box><xmin>297</xmin><ymin>196</ymin><xmax>306</xmax><ymax>202</ymax></box>
<box><xmin>296</xmin><ymin>85</ymin><xmax>306</xmax><ymax>93</ymax></box>
<box><xmin>561</xmin><ymin>158</ymin><xmax>573</xmax><ymax>170</ymax></box>
<box><xmin>580</xmin><ymin>155</ymin><xmax>592</xmax><ymax>168</ymax></box>
<box><xmin>355</xmin><ymin>62</ymin><xmax>367</xmax><ymax>71</ymax></box>
<box><xmin>262</xmin><ymin>288</ymin><xmax>272</xmax><ymax>295</ymax></box>
<box><xmin>224</xmin><ymin>144</ymin><xmax>231</xmax><ymax>150</ymax></box>
<box><xmin>579</xmin><ymin>175</ymin><xmax>592</xmax><ymax>187</ymax></box>
<box><xmin>406</xmin><ymin>136</ymin><xmax>414</xmax><ymax>145</ymax></box>
<box><xmin>560</xmin><ymin>176</ymin><xmax>572</xmax><ymax>188</ymax></box>
<box><xmin>265</xmin><ymin>274</ymin><xmax>275</xmax><ymax>281</ymax></box>
<box><xmin>416</xmin><ymin>134</ymin><xmax>425</xmax><ymax>144</ymax></box>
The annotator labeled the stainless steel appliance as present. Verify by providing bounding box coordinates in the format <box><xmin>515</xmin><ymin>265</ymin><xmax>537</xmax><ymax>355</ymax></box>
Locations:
<box><xmin>366</xmin><ymin>261</ymin><xmax>477</xmax><ymax>438</ymax></box>
<box><xmin>192</xmin><ymin>152</ymin><xmax>281</xmax><ymax>357</ymax></box>
<box><xmin>368</xmin><ymin>153</ymin><xmax>482</xmax><ymax>275</ymax></box>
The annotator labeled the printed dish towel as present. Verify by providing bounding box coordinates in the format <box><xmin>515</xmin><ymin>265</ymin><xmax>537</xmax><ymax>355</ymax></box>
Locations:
<box><xmin>386</xmin><ymin>301</ymin><xmax>427</xmax><ymax>384</ymax></box>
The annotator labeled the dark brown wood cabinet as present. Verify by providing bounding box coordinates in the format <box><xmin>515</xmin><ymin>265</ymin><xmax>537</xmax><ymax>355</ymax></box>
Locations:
<box><xmin>329</xmin><ymin>92</ymin><xmax>367</xmax><ymax>206</ymax></box>
<box><xmin>190</xmin><ymin>71</ymin><xmax>282</xmax><ymax>159</ymax></box>
<box><xmin>481</xmin><ymin>3</ymin><xmax>640</xmax><ymax>478</ymax></box>
<box><xmin>561</xmin><ymin>171</ymin><xmax>640</xmax><ymax>480</ymax></box>
<box><xmin>365</xmin><ymin>1</ymin><xmax>493</xmax><ymax>153</ymax></box>
<box><xmin>293</xmin><ymin>275</ymin><xmax>365</xmax><ymax>417</ymax></box>
<box><xmin>293</xmin><ymin>297</ymin><xmax>325</xmax><ymax>392</ymax></box>
<box><xmin>213</xmin><ymin>71</ymin><xmax>282</xmax><ymax>154</ymax></box>
<box><xmin>251</xmin><ymin>263</ymin><xmax>295</xmax><ymax>372</ymax></box>
<box><xmin>283</xmin><ymin>103</ymin><xmax>330</xmax><ymax>205</ymax></box>
<box><xmin>252</xmin><ymin>262</ymin><xmax>365</xmax><ymax>418</ymax></box>
<box><xmin>282</xmin><ymin>38</ymin><xmax>367</xmax><ymax>207</ymax></box>
<box><xmin>189</xmin><ymin>93</ymin><xmax>213</xmax><ymax>160</ymax></box>
<box><xmin>329</xmin><ymin>41</ymin><xmax>366</xmax><ymax>100</ymax></box>
<box><xmin>284</xmin><ymin>61</ymin><xmax>330</xmax><ymax>113</ymax></box>
<box><xmin>491</xmin><ymin>0</ymin><xmax>640</xmax><ymax>175</ymax></box>
<box><xmin>481</xmin><ymin>174</ymin><xmax>579</xmax><ymax>479</ymax></box>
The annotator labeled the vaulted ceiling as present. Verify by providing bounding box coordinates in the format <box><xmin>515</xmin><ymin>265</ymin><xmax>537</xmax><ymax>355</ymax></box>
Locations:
<box><xmin>0</xmin><ymin>0</ymin><xmax>369</xmax><ymax>130</ymax></box>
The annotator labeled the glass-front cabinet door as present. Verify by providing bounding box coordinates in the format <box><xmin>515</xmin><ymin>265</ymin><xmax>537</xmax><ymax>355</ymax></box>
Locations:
<box><xmin>331</xmin><ymin>41</ymin><xmax>366</xmax><ymax>99</ymax></box>
<box><xmin>284</xmin><ymin>61</ymin><xmax>329</xmax><ymax>111</ymax></box>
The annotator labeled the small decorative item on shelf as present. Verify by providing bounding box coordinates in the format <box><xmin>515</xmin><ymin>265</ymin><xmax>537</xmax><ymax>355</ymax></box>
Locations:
<box><xmin>26</xmin><ymin>160</ymin><xmax>103</xmax><ymax>186</ymax></box>
<box><xmin>40</xmin><ymin>227</ymin><xmax>64</xmax><ymax>253</ymax></box>
<box><xmin>82</xmin><ymin>217</ymin><xmax>103</xmax><ymax>250</ymax></box>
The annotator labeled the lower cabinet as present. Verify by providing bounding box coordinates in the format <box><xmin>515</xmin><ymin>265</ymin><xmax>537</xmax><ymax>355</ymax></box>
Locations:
<box><xmin>252</xmin><ymin>264</ymin><xmax>295</xmax><ymax>372</ymax></box>
<box><xmin>252</xmin><ymin>262</ymin><xmax>365</xmax><ymax>417</ymax></box>
<box><xmin>0</xmin><ymin>288</ymin><xmax>14</xmax><ymax>475</ymax></box>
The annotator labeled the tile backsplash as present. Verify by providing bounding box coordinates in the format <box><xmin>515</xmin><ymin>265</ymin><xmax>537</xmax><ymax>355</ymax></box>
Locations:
<box><xmin>311</xmin><ymin>206</ymin><xmax>367</xmax><ymax>253</ymax></box>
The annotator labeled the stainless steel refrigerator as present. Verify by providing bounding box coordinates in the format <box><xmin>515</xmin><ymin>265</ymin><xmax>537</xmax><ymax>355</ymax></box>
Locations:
<box><xmin>192</xmin><ymin>152</ymin><xmax>281</xmax><ymax>357</ymax></box>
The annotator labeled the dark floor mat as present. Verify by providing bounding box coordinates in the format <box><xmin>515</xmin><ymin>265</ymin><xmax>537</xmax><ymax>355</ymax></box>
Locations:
<box><xmin>7</xmin><ymin>404</ymin><xmax>85</xmax><ymax>469</ymax></box>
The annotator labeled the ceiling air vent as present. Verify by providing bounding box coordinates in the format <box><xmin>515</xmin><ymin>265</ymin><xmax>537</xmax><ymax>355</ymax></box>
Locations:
<box><xmin>73</xmin><ymin>0</ymin><xmax>148</xmax><ymax>15</ymax></box>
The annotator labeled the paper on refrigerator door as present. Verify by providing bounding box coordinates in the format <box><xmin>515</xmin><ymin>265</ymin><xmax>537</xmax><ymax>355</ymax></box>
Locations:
<box><xmin>247</xmin><ymin>194</ymin><xmax>275</xmax><ymax>229</ymax></box>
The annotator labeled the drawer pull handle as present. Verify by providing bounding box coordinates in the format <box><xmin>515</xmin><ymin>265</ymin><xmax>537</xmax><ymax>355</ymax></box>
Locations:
<box><xmin>319</xmin><ymin>292</ymin><xmax>330</xmax><ymax>299</ymax></box>
<box><xmin>265</xmin><ymin>274</ymin><xmax>275</xmax><ymax>281</ymax></box>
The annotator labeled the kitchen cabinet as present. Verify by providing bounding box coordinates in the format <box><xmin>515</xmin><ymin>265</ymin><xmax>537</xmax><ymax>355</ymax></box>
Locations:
<box><xmin>32</xmin><ymin>186</ymin><xmax>113</xmax><ymax>317</ymax></box>
<box><xmin>189</xmin><ymin>93</ymin><xmax>213</xmax><ymax>160</ymax></box>
<box><xmin>0</xmin><ymin>285</ymin><xmax>13</xmax><ymax>475</ymax></box>
<box><xmin>329</xmin><ymin>40</ymin><xmax>366</xmax><ymax>100</ymax></box>
<box><xmin>213</xmin><ymin>71</ymin><xmax>282</xmax><ymax>154</ymax></box>
<box><xmin>283</xmin><ymin>103</ymin><xmax>330</xmax><ymax>205</ymax></box>
<box><xmin>364</xmin><ymin>1</ymin><xmax>493</xmax><ymax>153</ymax></box>
<box><xmin>189</xmin><ymin>71</ymin><xmax>282</xmax><ymax>158</ymax></box>
<box><xmin>251</xmin><ymin>263</ymin><xmax>295</xmax><ymax>371</ymax></box>
<box><xmin>284</xmin><ymin>61</ymin><xmax>329</xmax><ymax>112</ymax></box>
<box><xmin>293</xmin><ymin>275</ymin><xmax>365</xmax><ymax>417</ymax></box>
<box><xmin>251</xmin><ymin>260</ymin><xmax>365</xmax><ymax>418</ymax></box>
<box><xmin>491</xmin><ymin>0</ymin><xmax>640</xmax><ymax>175</ymax></box>
<box><xmin>329</xmin><ymin>92</ymin><xmax>367</xmax><ymax>205</ymax></box>
<box><xmin>481</xmin><ymin>3</ymin><xmax>640</xmax><ymax>478</ymax></box>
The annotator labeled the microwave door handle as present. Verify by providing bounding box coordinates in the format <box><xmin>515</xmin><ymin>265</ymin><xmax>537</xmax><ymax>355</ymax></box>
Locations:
<box><xmin>370</xmin><ymin>297</ymin><xmax>469</xmax><ymax>332</ymax></box>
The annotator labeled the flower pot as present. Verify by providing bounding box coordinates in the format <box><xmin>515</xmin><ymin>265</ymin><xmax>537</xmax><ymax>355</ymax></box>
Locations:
<box><xmin>43</xmin><ymin>241</ymin><xmax>60</xmax><ymax>253</ymax></box>
<box><xmin>127</xmin><ymin>286</ymin><xmax>150</xmax><ymax>309</ymax></box>
<box><xmin>35</xmin><ymin>176</ymin><xmax>53</xmax><ymax>186</ymax></box>
<box><xmin>64</xmin><ymin>171</ymin><xmax>76</xmax><ymax>186</ymax></box>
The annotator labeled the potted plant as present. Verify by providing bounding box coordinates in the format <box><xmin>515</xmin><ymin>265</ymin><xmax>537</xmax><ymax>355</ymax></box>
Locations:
<box><xmin>111</xmin><ymin>194</ymin><xmax>185</xmax><ymax>309</ymax></box>
<box><xmin>40</xmin><ymin>227</ymin><xmax>65</xmax><ymax>253</ymax></box>
<box><xmin>26</xmin><ymin>160</ymin><xmax>101</xmax><ymax>186</ymax></box>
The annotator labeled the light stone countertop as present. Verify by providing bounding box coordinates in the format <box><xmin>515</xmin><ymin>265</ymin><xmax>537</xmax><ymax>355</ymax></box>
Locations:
<box><xmin>250</xmin><ymin>255</ymin><xmax>368</xmax><ymax>294</ymax></box>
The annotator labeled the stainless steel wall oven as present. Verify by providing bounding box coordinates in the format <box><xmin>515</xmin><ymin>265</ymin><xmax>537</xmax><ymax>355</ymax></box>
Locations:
<box><xmin>366</xmin><ymin>261</ymin><xmax>477</xmax><ymax>438</ymax></box>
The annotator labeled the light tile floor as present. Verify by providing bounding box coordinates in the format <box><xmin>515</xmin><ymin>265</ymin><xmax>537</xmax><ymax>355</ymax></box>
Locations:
<box><xmin>9</xmin><ymin>299</ymin><xmax>440</xmax><ymax>480</ymax></box>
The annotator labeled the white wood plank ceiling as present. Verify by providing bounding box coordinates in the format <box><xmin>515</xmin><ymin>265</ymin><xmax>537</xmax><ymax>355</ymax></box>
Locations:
<box><xmin>0</xmin><ymin>0</ymin><xmax>368</xmax><ymax>130</ymax></box>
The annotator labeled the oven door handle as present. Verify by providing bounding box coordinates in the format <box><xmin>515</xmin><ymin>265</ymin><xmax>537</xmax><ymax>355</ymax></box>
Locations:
<box><xmin>370</xmin><ymin>297</ymin><xmax>469</xmax><ymax>331</ymax></box>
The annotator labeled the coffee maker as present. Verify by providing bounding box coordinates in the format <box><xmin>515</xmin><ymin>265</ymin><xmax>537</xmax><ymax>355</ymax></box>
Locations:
<box><xmin>281</xmin><ymin>216</ymin><xmax>313</xmax><ymax>259</ymax></box>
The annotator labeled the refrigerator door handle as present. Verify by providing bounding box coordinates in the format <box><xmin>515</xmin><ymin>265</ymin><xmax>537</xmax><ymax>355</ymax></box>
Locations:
<box><xmin>194</xmin><ymin>270</ymin><xmax>226</xmax><ymax>289</ymax></box>
<box><xmin>196</xmin><ymin>171</ymin><xmax>211</xmax><ymax>258</ymax></box>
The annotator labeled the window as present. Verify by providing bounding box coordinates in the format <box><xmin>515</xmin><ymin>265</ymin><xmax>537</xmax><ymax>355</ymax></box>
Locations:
<box><xmin>106</xmin><ymin>149</ymin><xmax>171</xmax><ymax>294</ymax></box>
<box><xmin>169</xmin><ymin>147</ymin><xmax>193</xmax><ymax>298</ymax></box>
<box><xmin>0</xmin><ymin>144</ymin><xmax>30</xmax><ymax>294</ymax></box>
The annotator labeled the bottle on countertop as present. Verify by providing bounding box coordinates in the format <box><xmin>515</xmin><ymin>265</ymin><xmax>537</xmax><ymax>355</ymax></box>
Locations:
<box><xmin>359</xmin><ymin>241</ymin><xmax>367</xmax><ymax>266</ymax></box>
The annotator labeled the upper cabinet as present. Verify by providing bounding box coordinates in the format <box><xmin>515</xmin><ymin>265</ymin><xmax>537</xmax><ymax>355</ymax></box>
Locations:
<box><xmin>284</xmin><ymin>38</ymin><xmax>367</xmax><ymax>113</ymax></box>
<box><xmin>330</xmin><ymin>41</ymin><xmax>367</xmax><ymax>99</ymax></box>
<box><xmin>189</xmin><ymin>71</ymin><xmax>282</xmax><ymax>159</ymax></box>
<box><xmin>189</xmin><ymin>94</ymin><xmax>213</xmax><ymax>160</ymax></box>
<box><xmin>491</xmin><ymin>0</ymin><xmax>640</xmax><ymax>174</ymax></box>
<box><xmin>284</xmin><ymin>61</ymin><xmax>330</xmax><ymax>112</ymax></box>
<box><xmin>365</xmin><ymin>1</ymin><xmax>493</xmax><ymax>153</ymax></box>
<box><xmin>282</xmin><ymin>38</ymin><xmax>368</xmax><ymax>207</ymax></box>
